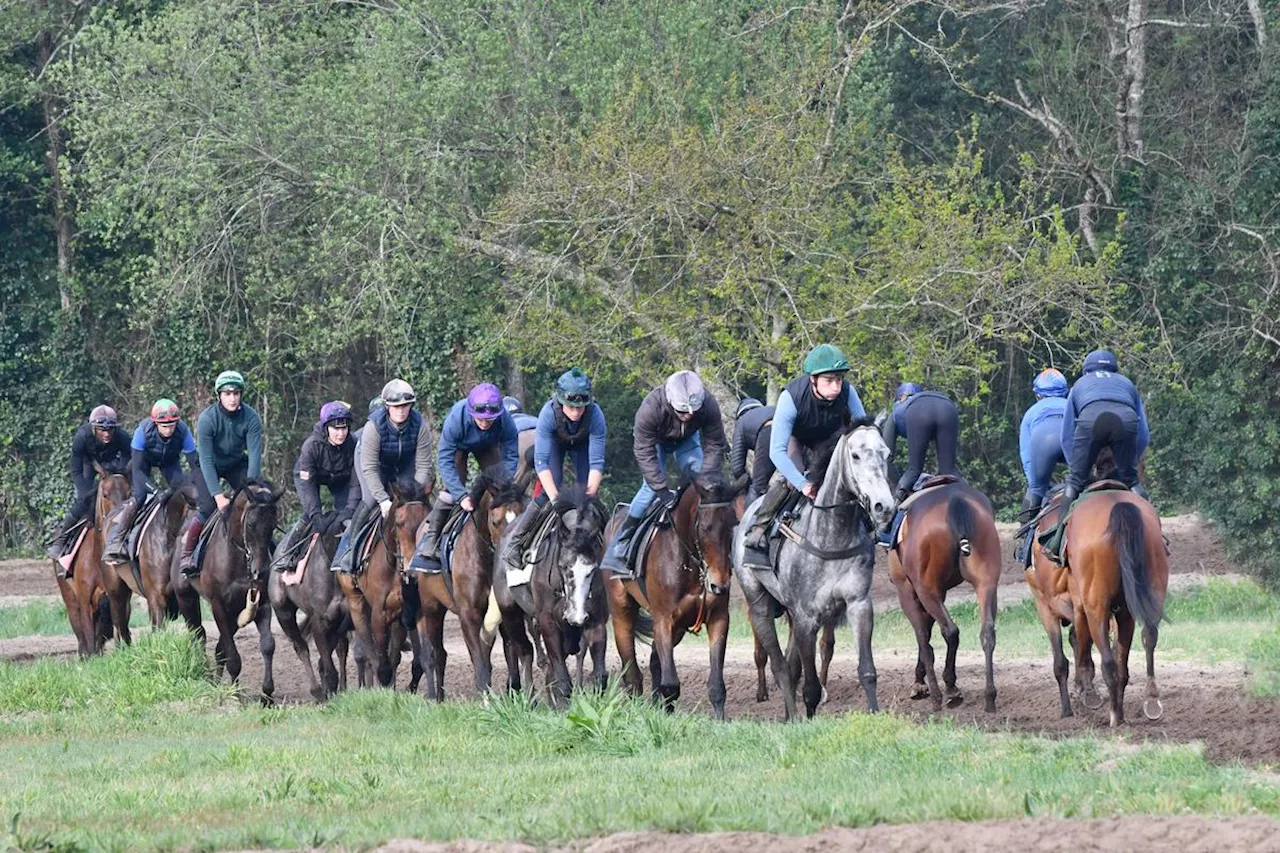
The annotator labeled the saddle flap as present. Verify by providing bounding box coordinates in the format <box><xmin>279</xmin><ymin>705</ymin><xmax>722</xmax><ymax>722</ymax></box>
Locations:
<box><xmin>439</xmin><ymin>507</ymin><xmax>471</xmax><ymax>577</ymax></box>
<box><xmin>524</xmin><ymin>505</ymin><xmax>561</xmax><ymax>570</ymax></box>
<box><xmin>353</xmin><ymin>513</ymin><xmax>384</xmax><ymax>575</ymax></box>
<box><xmin>127</xmin><ymin>492</ymin><xmax>169</xmax><ymax>562</ymax></box>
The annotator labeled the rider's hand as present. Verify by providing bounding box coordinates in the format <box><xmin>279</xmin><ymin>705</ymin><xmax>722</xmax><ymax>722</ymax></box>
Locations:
<box><xmin>802</xmin><ymin>483</ymin><xmax>818</xmax><ymax>501</ymax></box>
<box><xmin>460</xmin><ymin>495</ymin><xmax>475</xmax><ymax>513</ymax></box>
<box><xmin>379</xmin><ymin>499</ymin><xmax>392</xmax><ymax>518</ymax></box>
<box><xmin>214</xmin><ymin>493</ymin><xmax>231</xmax><ymax>513</ymax></box>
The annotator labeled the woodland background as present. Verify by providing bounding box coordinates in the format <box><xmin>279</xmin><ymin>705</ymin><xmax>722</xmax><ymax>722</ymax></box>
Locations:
<box><xmin>1</xmin><ymin>0</ymin><xmax>1277</xmax><ymax>579</ymax></box>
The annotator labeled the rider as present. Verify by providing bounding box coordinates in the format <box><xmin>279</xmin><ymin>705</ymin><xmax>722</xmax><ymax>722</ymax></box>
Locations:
<box><xmin>741</xmin><ymin>345</ymin><xmax>866</xmax><ymax>568</ymax></box>
<box><xmin>412</xmin><ymin>382</ymin><xmax>520</xmax><ymax>573</ymax></box>
<box><xmin>332</xmin><ymin>380</ymin><xmax>432</xmax><ymax>573</ymax></box>
<box><xmin>183</xmin><ymin>370</ymin><xmax>264</xmax><ymax>576</ymax></box>
<box><xmin>1015</xmin><ymin>369</ymin><xmax>1069</xmax><ymax>564</ymax></box>
<box><xmin>271</xmin><ymin>401</ymin><xmax>361</xmax><ymax>572</ymax></box>
<box><xmin>500</xmin><ymin>367</ymin><xmax>607</xmax><ymax>573</ymax></box>
<box><xmin>1043</xmin><ymin>349</ymin><xmax>1150</xmax><ymax>561</ymax></box>
<box><xmin>47</xmin><ymin>405</ymin><xmax>132</xmax><ymax>562</ymax></box>
<box><xmin>880</xmin><ymin>382</ymin><xmax>961</xmax><ymax>502</ymax></box>
<box><xmin>729</xmin><ymin>397</ymin><xmax>775</xmax><ymax>504</ymax></box>
<box><xmin>102</xmin><ymin>399</ymin><xmax>201</xmax><ymax>564</ymax></box>
<box><xmin>601</xmin><ymin>370</ymin><xmax>726</xmax><ymax>577</ymax></box>
<box><xmin>503</xmin><ymin>396</ymin><xmax>540</xmax><ymax>433</ymax></box>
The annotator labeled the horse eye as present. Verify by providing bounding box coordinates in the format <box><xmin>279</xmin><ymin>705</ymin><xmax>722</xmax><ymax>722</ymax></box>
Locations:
<box><xmin>851</xmin><ymin>453</ymin><xmax>861</xmax><ymax>462</ymax></box>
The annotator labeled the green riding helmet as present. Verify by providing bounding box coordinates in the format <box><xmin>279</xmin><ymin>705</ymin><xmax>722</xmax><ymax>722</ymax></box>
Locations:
<box><xmin>214</xmin><ymin>370</ymin><xmax>246</xmax><ymax>393</ymax></box>
<box><xmin>803</xmin><ymin>344</ymin><xmax>850</xmax><ymax>376</ymax></box>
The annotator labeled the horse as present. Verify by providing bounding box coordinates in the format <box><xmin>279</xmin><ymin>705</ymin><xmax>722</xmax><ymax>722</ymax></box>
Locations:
<box><xmin>888</xmin><ymin>482</ymin><xmax>1001</xmax><ymax>712</ymax></box>
<box><xmin>54</xmin><ymin>466</ymin><xmax>124</xmax><ymax>657</ymax></box>
<box><xmin>172</xmin><ymin>479</ymin><xmax>282</xmax><ymax>701</ymax></box>
<box><xmin>337</xmin><ymin>485</ymin><xmax>427</xmax><ymax>688</ymax></box>
<box><xmin>733</xmin><ymin>420</ymin><xmax>895</xmax><ymax>720</ymax></box>
<box><xmin>750</xmin><ymin>613</ymin><xmax>835</xmax><ymax>704</ymax></box>
<box><xmin>115</xmin><ymin>479</ymin><xmax>196</xmax><ymax>629</ymax></box>
<box><xmin>604</xmin><ymin>472</ymin><xmax>747</xmax><ymax>718</ymax></box>
<box><xmin>269</xmin><ymin>513</ymin><xmax>354</xmax><ymax>701</ymax></box>
<box><xmin>1042</xmin><ymin>486</ymin><xmax>1167</xmax><ymax>727</ymax></box>
<box><xmin>414</xmin><ymin>470</ymin><xmax>531</xmax><ymax>700</ymax></box>
<box><xmin>86</xmin><ymin>466</ymin><xmax>135</xmax><ymax>647</ymax></box>
<box><xmin>495</xmin><ymin>488</ymin><xmax>609</xmax><ymax>708</ymax></box>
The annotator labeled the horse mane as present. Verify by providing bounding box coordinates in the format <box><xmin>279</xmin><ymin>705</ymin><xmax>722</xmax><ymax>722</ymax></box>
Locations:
<box><xmin>241</xmin><ymin>477</ymin><xmax>280</xmax><ymax>504</ymax></box>
<box><xmin>469</xmin><ymin>466</ymin><xmax>525</xmax><ymax>507</ymax></box>
<box><xmin>99</xmin><ymin>459</ymin><xmax>130</xmax><ymax>477</ymax></box>
<box><xmin>806</xmin><ymin>415</ymin><xmax>877</xmax><ymax>488</ymax></box>
<box><xmin>693</xmin><ymin>471</ymin><xmax>737</xmax><ymax>504</ymax></box>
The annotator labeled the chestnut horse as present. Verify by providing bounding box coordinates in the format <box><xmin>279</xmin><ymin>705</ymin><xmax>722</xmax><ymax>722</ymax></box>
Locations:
<box><xmin>605</xmin><ymin>473</ymin><xmax>747</xmax><ymax>718</ymax></box>
<box><xmin>109</xmin><ymin>481</ymin><xmax>195</xmax><ymax>628</ymax></box>
<box><xmin>888</xmin><ymin>483</ymin><xmax>1001</xmax><ymax>712</ymax></box>
<box><xmin>54</xmin><ymin>466</ymin><xmax>124</xmax><ymax>656</ymax></box>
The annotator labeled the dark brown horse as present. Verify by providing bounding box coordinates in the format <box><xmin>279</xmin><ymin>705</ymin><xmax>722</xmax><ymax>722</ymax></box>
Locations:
<box><xmin>111</xmin><ymin>481</ymin><xmax>196</xmax><ymax>628</ymax></box>
<box><xmin>338</xmin><ymin>486</ymin><xmax>427</xmax><ymax>688</ymax></box>
<box><xmin>54</xmin><ymin>468</ymin><xmax>123</xmax><ymax>656</ymax></box>
<box><xmin>888</xmin><ymin>483</ymin><xmax>1001</xmax><ymax>712</ymax></box>
<box><xmin>415</xmin><ymin>470</ymin><xmax>531</xmax><ymax>700</ymax></box>
<box><xmin>1057</xmin><ymin>488</ymin><xmax>1167</xmax><ymax>727</ymax></box>
<box><xmin>269</xmin><ymin>515</ymin><xmax>353</xmax><ymax>700</ymax></box>
<box><xmin>605</xmin><ymin>474</ymin><xmax>746</xmax><ymax>718</ymax></box>
<box><xmin>87</xmin><ymin>468</ymin><xmax>136</xmax><ymax>647</ymax></box>
<box><xmin>172</xmin><ymin>479</ymin><xmax>281</xmax><ymax>700</ymax></box>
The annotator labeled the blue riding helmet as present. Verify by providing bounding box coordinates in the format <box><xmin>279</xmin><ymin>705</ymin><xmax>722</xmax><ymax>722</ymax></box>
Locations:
<box><xmin>894</xmin><ymin>382</ymin><xmax>923</xmax><ymax>402</ymax></box>
<box><xmin>1032</xmin><ymin>369</ymin><xmax>1068</xmax><ymax>398</ymax></box>
<box><xmin>1082</xmin><ymin>349</ymin><xmax>1119</xmax><ymax>374</ymax></box>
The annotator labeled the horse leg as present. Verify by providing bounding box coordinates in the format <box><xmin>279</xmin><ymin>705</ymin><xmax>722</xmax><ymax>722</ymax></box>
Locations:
<box><xmin>1031</xmin><ymin>585</ymin><xmax>1073</xmax><ymax>717</ymax></box>
<box><xmin>1114</xmin><ymin>608</ymin><xmax>1135</xmax><ymax>721</ymax></box>
<box><xmin>914</xmin><ymin>587</ymin><xmax>962</xmax><ymax>707</ymax></box>
<box><xmin>276</xmin><ymin>600</ymin><xmax>323</xmax><ymax>701</ymax></box>
<box><xmin>458</xmin><ymin>606</ymin><xmax>494</xmax><ymax>697</ymax></box>
<box><xmin>256</xmin><ymin>598</ymin><xmax>276</xmax><ymax>704</ymax></box>
<box><xmin>369</xmin><ymin>602</ymin><xmax>394</xmax><ymax>688</ymax></box>
<box><xmin>611</xmin><ymin>605</ymin><xmax>643</xmax><ymax>697</ymax></box>
<box><xmin>107</xmin><ymin>581</ymin><xmax>133</xmax><ymax>647</ymax></box>
<box><xmin>897</xmin><ymin>579</ymin><xmax>938</xmax><ymax>704</ymax></box>
<box><xmin>1085</xmin><ymin>603</ymin><xmax>1122</xmax><ymax>727</ymax></box>
<box><xmin>818</xmin><ymin>623</ymin><xmax>835</xmax><ymax>704</ymax></box>
<box><xmin>753</xmin><ymin>633</ymin><xmax>770</xmax><ymax>703</ymax></box>
<box><xmin>1141</xmin><ymin>622</ymin><xmax>1163</xmax><ymax>720</ymax></box>
<box><xmin>336</xmin><ymin>629</ymin><xmax>350</xmax><ymax>692</ymax></box>
<box><xmin>1071</xmin><ymin>605</ymin><xmax>1102</xmax><ymax>710</ymax></box>
<box><xmin>977</xmin><ymin>583</ymin><xmax>998</xmax><ymax>713</ymax></box>
<box><xmin>706</xmin><ymin>601</ymin><xmax>730</xmax><ymax>721</ymax></box>
<box><xmin>540</xmin><ymin>615</ymin><xmax>572</xmax><ymax>708</ymax></box>
<box><xmin>746</xmin><ymin>596</ymin><xmax>795</xmax><ymax>721</ymax></box>
<box><xmin>406</xmin><ymin>622</ymin><xmax>424</xmax><ymax>694</ymax></box>
<box><xmin>417</xmin><ymin>603</ymin><xmax>447</xmax><ymax>701</ymax></box>
<box><xmin>847</xmin><ymin>596</ymin><xmax>879</xmax><ymax>713</ymax></box>
<box><xmin>313</xmin><ymin>618</ymin><xmax>341</xmax><ymax>699</ymax></box>
<box><xmin>346</xmin><ymin>593</ymin><xmax>378</xmax><ymax>689</ymax></box>
<box><xmin>587</xmin><ymin>623</ymin><xmax>608</xmax><ymax>691</ymax></box>
<box><xmin>793</xmin><ymin>622</ymin><xmax>822</xmax><ymax>718</ymax></box>
<box><xmin>208</xmin><ymin>600</ymin><xmax>238</xmax><ymax>683</ymax></box>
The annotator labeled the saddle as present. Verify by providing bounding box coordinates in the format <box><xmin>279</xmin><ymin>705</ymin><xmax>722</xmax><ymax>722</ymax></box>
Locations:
<box><xmin>351</xmin><ymin>512</ymin><xmax>384</xmax><ymax>576</ymax></box>
<box><xmin>617</xmin><ymin>491</ymin><xmax>682</xmax><ymax>580</ymax></box>
<box><xmin>437</xmin><ymin>504</ymin><xmax>471</xmax><ymax>578</ymax></box>
<box><xmin>1035</xmin><ymin>479</ymin><xmax>1137</xmax><ymax>565</ymax></box>
<box><xmin>55</xmin><ymin>520</ymin><xmax>91</xmax><ymax>578</ymax></box>
<box><xmin>124</xmin><ymin>488</ymin><xmax>168</xmax><ymax>563</ymax></box>
<box><xmin>508</xmin><ymin>503</ymin><xmax>561</xmax><ymax>587</ymax></box>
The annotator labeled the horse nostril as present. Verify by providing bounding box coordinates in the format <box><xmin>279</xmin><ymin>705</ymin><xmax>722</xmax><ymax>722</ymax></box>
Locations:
<box><xmin>874</xmin><ymin>502</ymin><xmax>885</xmax><ymax>515</ymax></box>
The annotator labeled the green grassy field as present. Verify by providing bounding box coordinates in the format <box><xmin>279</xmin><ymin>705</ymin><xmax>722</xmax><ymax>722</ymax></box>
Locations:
<box><xmin>0</xmin><ymin>629</ymin><xmax>1276</xmax><ymax>852</ymax></box>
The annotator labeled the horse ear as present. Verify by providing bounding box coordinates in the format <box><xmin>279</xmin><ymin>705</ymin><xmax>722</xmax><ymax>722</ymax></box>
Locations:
<box><xmin>873</xmin><ymin>409</ymin><xmax>888</xmax><ymax>430</ymax></box>
<box><xmin>92</xmin><ymin>460</ymin><xmax>106</xmax><ymax>478</ymax></box>
<box><xmin>730</xmin><ymin>473</ymin><xmax>750</xmax><ymax>497</ymax></box>
<box><xmin>693</xmin><ymin>478</ymin><xmax>711</xmax><ymax>499</ymax></box>
<box><xmin>272</xmin><ymin>481</ymin><xmax>286</xmax><ymax>500</ymax></box>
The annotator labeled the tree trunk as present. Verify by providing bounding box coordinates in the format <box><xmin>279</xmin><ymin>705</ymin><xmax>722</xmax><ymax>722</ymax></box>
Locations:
<box><xmin>1118</xmin><ymin>0</ymin><xmax>1148</xmax><ymax>161</ymax></box>
<box><xmin>37</xmin><ymin>28</ymin><xmax>74</xmax><ymax>312</ymax></box>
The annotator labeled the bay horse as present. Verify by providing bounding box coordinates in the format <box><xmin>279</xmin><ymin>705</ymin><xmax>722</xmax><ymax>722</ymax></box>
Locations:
<box><xmin>605</xmin><ymin>472</ymin><xmax>747</xmax><ymax>718</ymax></box>
<box><xmin>172</xmin><ymin>479</ymin><xmax>281</xmax><ymax>700</ymax></box>
<box><xmin>54</xmin><ymin>466</ymin><xmax>124</xmax><ymax>656</ymax></box>
<box><xmin>269</xmin><ymin>512</ymin><xmax>354</xmax><ymax>700</ymax></box>
<box><xmin>888</xmin><ymin>482</ymin><xmax>1001</xmax><ymax>712</ymax></box>
<box><xmin>1052</xmin><ymin>487</ymin><xmax>1166</xmax><ymax>727</ymax></box>
<box><xmin>733</xmin><ymin>420</ymin><xmax>895</xmax><ymax>720</ymax></box>
<box><xmin>414</xmin><ymin>470</ymin><xmax>532</xmax><ymax>700</ymax></box>
<box><xmin>337</xmin><ymin>485</ymin><xmax>427</xmax><ymax>688</ymax></box>
<box><xmin>87</xmin><ymin>467</ymin><xmax>135</xmax><ymax>647</ymax></box>
<box><xmin>112</xmin><ymin>480</ymin><xmax>196</xmax><ymax>628</ymax></box>
<box><xmin>496</xmin><ymin>488</ymin><xmax>609</xmax><ymax>708</ymax></box>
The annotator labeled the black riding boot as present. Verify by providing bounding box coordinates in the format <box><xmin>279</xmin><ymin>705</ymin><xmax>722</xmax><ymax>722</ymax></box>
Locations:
<box><xmin>46</xmin><ymin>523</ymin><xmax>76</xmax><ymax>562</ymax></box>
<box><xmin>1043</xmin><ymin>486</ymin><xmax>1078</xmax><ymax>564</ymax></box>
<box><xmin>601</xmin><ymin>515</ymin><xmax>642</xmax><ymax>577</ymax></box>
<box><xmin>744</xmin><ymin>480</ymin><xmax>791</xmax><ymax>552</ymax></box>
<box><xmin>104</xmin><ymin>498</ymin><xmax>138</xmax><ymax>565</ymax></box>
<box><xmin>270</xmin><ymin>519</ymin><xmax>309</xmax><ymax>573</ymax></box>
<box><xmin>501</xmin><ymin>500</ymin><xmax>542</xmax><ymax>572</ymax></box>
<box><xmin>1016</xmin><ymin>492</ymin><xmax>1040</xmax><ymax>567</ymax></box>
<box><xmin>410</xmin><ymin>501</ymin><xmax>452</xmax><ymax>573</ymax></box>
<box><xmin>332</xmin><ymin>501</ymin><xmax>375</xmax><ymax>573</ymax></box>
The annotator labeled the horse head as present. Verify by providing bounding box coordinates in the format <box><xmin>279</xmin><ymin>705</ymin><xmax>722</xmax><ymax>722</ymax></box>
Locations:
<box><xmin>831</xmin><ymin>420</ymin><xmax>895</xmax><ymax>530</ymax></box>
<box><xmin>470</xmin><ymin>467</ymin><xmax>526</xmax><ymax>549</ymax></box>
<box><xmin>552</xmin><ymin>489</ymin><xmax>608</xmax><ymax>627</ymax></box>
<box><xmin>94</xmin><ymin>462</ymin><xmax>132</xmax><ymax>527</ymax></box>
<box><xmin>388</xmin><ymin>482</ymin><xmax>430</xmax><ymax>573</ymax></box>
<box><xmin>690</xmin><ymin>472</ymin><xmax>749</xmax><ymax>597</ymax></box>
<box><xmin>237</xmin><ymin>479</ymin><xmax>282</xmax><ymax>579</ymax></box>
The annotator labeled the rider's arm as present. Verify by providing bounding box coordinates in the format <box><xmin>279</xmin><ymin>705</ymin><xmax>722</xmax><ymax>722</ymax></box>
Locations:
<box><xmin>1018</xmin><ymin>407</ymin><xmax>1035</xmax><ymax>483</ymax></box>
<box><xmin>499</xmin><ymin>416</ymin><xmax>520</xmax><ymax>478</ymax></box>
<box><xmin>1058</xmin><ymin>392</ymin><xmax>1077</xmax><ymax>460</ymax></box>
<box><xmin>768</xmin><ymin>391</ymin><xmax>809</xmax><ymax>490</ymax></box>
<box><xmin>359</xmin><ymin>422</ymin><xmax>390</xmax><ymax>504</ymax></box>
<box><xmin>179</xmin><ymin>422</ymin><xmax>199</xmax><ymax>471</ymax></box>
<box><xmin>196</xmin><ymin>408</ymin><xmax>221</xmax><ymax>496</ymax></box>
<box><xmin>413</xmin><ymin>417</ymin><xmax>435</xmax><ymax>492</ymax></box>
<box><xmin>436</xmin><ymin>410</ymin><xmax>468</xmax><ymax>498</ymax></box>
<box><xmin>245</xmin><ymin>409</ymin><xmax>263</xmax><ymax>480</ymax></box>
<box><xmin>698</xmin><ymin>395</ymin><xmax>727</xmax><ymax>474</ymax></box>
<box><xmin>533</xmin><ymin>404</ymin><xmax>555</xmax><ymax>474</ymax></box>
<box><xmin>587</xmin><ymin>404</ymin><xmax>607</xmax><ymax>475</ymax></box>
<box><xmin>728</xmin><ymin>421</ymin><xmax>749</xmax><ymax>480</ymax></box>
<box><xmin>1134</xmin><ymin>387</ymin><xmax>1150</xmax><ymax>454</ymax></box>
<box><xmin>633</xmin><ymin>396</ymin><xmax>665</xmax><ymax>491</ymax></box>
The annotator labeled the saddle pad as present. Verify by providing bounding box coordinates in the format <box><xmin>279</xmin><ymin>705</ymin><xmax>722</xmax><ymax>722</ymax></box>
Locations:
<box><xmin>192</xmin><ymin>509</ymin><xmax>224</xmax><ymax>572</ymax></box>
<box><xmin>439</xmin><ymin>506</ymin><xmax>471</xmax><ymax>577</ymax></box>
<box><xmin>353</xmin><ymin>513</ymin><xmax>384</xmax><ymax>575</ymax></box>
<box><xmin>283</xmin><ymin>533</ymin><xmax>320</xmax><ymax>587</ymax></box>
<box><xmin>896</xmin><ymin>480</ymin><xmax>954</xmax><ymax>514</ymax></box>
<box><xmin>127</xmin><ymin>492</ymin><xmax>168</xmax><ymax>562</ymax></box>
<box><xmin>58</xmin><ymin>525</ymin><xmax>92</xmax><ymax>575</ymax></box>
<box><xmin>1083</xmin><ymin>478</ymin><xmax>1131</xmax><ymax>494</ymax></box>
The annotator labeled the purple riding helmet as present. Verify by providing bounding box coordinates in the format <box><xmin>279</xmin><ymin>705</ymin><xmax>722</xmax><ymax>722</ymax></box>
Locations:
<box><xmin>466</xmin><ymin>383</ymin><xmax>505</xmax><ymax>420</ymax></box>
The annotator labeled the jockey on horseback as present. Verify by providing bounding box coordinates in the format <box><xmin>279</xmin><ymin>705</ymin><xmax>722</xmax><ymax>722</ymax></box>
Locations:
<box><xmin>1042</xmin><ymin>349</ymin><xmax>1150</xmax><ymax>562</ymax></box>
<box><xmin>602</xmin><ymin>369</ymin><xmax>726</xmax><ymax>578</ymax></box>
<box><xmin>729</xmin><ymin>397</ymin><xmax>775</xmax><ymax>504</ymax></box>
<box><xmin>881</xmin><ymin>382</ymin><xmax>962</xmax><ymax>502</ymax></box>
<box><xmin>270</xmin><ymin>401</ymin><xmax>362</xmax><ymax>572</ymax></box>
<box><xmin>503</xmin><ymin>396</ymin><xmax>540</xmax><ymax>433</ymax></box>
<box><xmin>47</xmin><ymin>405</ymin><xmax>131</xmax><ymax>563</ymax></box>
<box><xmin>333</xmin><ymin>379</ymin><xmax>432</xmax><ymax>573</ymax></box>
<box><xmin>102</xmin><ymin>399</ymin><xmax>200</xmax><ymax>564</ymax></box>
<box><xmin>500</xmin><ymin>367</ymin><xmax>607</xmax><ymax>574</ymax></box>
<box><xmin>741</xmin><ymin>344</ymin><xmax>865</xmax><ymax>569</ymax></box>
<box><xmin>411</xmin><ymin>382</ymin><xmax>520</xmax><ymax>573</ymax></box>
<box><xmin>1014</xmin><ymin>369</ymin><xmax>1069</xmax><ymax>565</ymax></box>
<box><xmin>184</xmin><ymin>370</ymin><xmax>264</xmax><ymax>576</ymax></box>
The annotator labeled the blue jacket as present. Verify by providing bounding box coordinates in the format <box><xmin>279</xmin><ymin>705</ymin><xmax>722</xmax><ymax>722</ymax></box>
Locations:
<box><xmin>1060</xmin><ymin>370</ymin><xmax>1150</xmax><ymax>456</ymax></box>
<box><xmin>534</xmin><ymin>399</ymin><xmax>607</xmax><ymax>475</ymax></box>
<box><xmin>437</xmin><ymin>399</ymin><xmax>520</xmax><ymax>496</ymax></box>
<box><xmin>512</xmin><ymin>413</ymin><xmax>539</xmax><ymax>433</ymax></box>
<box><xmin>769</xmin><ymin>382</ymin><xmax>866</xmax><ymax>490</ymax></box>
<box><xmin>132</xmin><ymin>419</ymin><xmax>198</xmax><ymax>469</ymax></box>
<box><xmin>1019</xmin><ymin>397</ymin><xmax>1067</xmax><ymax>482</ymax></box>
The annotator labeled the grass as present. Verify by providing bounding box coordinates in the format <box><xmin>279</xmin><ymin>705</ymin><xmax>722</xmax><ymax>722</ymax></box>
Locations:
<box><xmin>0</xmin><ymin>665</ymin><xmax>1276</xmax><ymax>852</ymax></box>
<box><xmin>0</xmin><ymin>600</ymin><xmax>149</xmax><ymax>640</ymax></box>
<box><xmin>729</xmin><ymin>578</ymin><xmax>1280</xmax><ymax>669</ymax></box>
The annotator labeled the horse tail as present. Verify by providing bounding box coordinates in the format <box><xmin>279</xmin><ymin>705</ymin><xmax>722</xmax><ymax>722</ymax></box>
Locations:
<box><xmin>165</xmin><ymin>591</ymin><xmax>180</xmax><ymax>621</ymax></box>
<box><xmin>634</xmin><ymin>609</ymin><xmax>654</xmax><ymax>642</ymax></box>
<box><xmin>945</xmin><ymin>493</ymin><xmax>975</xmax><ymax>558</ymax></box>
<box><xmin>1109</xmin><ymin>501</ymin><xmax>1164</xmax><ymax>627</ymax></box>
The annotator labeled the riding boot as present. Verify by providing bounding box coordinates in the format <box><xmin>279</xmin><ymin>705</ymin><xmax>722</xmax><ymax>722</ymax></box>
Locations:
<box><xmin>46</xmin><ymin>523</ymin><xmax>76</xmax><ymax>562</ymax></box>
<box><xmin>103</xmin><ymin>498</ymin><xmax>138</xmax><ymax>564</ymax></box>
<box><xmin>1042</xmin><ymin>486</ymin><xmax>1078</xmax><ymax>565</ymax></box>
<box><xmin>332</xmin><ymin>501</ymin><xmax>374</xmax><ymax>573</ymax></box>
<box><xmin>1015</xmin><ymin>493</ymin><xmax>1040</xmax><ymax>567</ymax></box>
<box><xmin>744</xmin><ymin>481</ymin><xmax>790</xmax><ymax>551</ymax></box>
<box><xmin>409</xmin><ymin>502</ymin><xmax>452</xmax><ymax>573</ymax></box>
<box><xmin>501</xmin><ymin>501</ymin><xmax>541</xmax><ymax>572</ymax></box>
<box><xmin>601</xmin><ymin>515</ymin><xmax>642</xmax><ymax>577</ymax></box>
<box><xmin>1131</xmin><ymin>481</ymin><xmax>1150</xmax><ymax>501</ymax></box>
<box><xmin>270</xmin><ymin>519</ymin><xmax>308</xmax><ymax>573</ymax></box>
<box><xmin>179</xmin><ymin>516</ymin><xmax>206</xmax><ymax>577</ymax></box>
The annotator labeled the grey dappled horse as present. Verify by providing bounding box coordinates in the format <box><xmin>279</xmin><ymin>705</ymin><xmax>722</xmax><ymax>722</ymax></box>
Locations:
<box><xmin>733</xmin><ymin>421</ymin><xmax>895</xmax><ymax>720</ymax></box>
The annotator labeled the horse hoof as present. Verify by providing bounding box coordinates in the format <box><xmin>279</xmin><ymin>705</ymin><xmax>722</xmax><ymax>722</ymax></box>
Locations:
<box><xmin>946</xmin><ymin>693</ymin><xmax>964</xmax><ymax>708</ymax></box>
<box><xmin>910</xmin><ymin>686</ymin><xmax>931</xmax><ymax>701</ymax></box>
<box><xmin>1143</xmin><ymin>698</ymin><xmax>1164</xmax><ymax>721</ymax></box>
<box><xmin>820</xmin><ymin>685</ymin><xmax>829</xmax><ymax>705</ymax></box>
<box><xmin>756</xmin><ymin>690</ymin><xmax>769</xmax><ymax>703</ymax></box>
<box><xmin>1082</xmin><ymin>691</ymin><xmax>1105</xmax><ymax>711</ymax></box>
